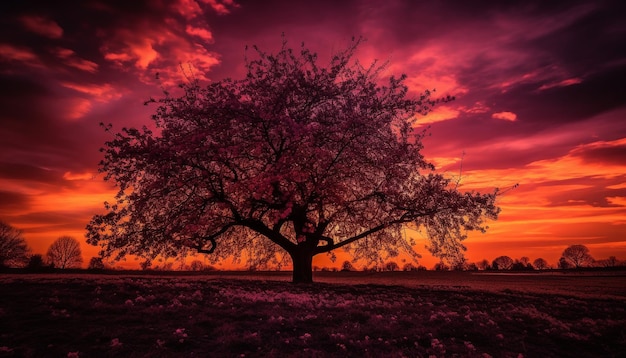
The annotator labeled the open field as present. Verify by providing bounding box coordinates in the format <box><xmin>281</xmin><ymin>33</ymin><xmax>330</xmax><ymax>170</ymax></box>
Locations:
<box><xmin>1</xmin><ymin>271</ymin><xmax>625</xmax><ymax>357</ymax></box>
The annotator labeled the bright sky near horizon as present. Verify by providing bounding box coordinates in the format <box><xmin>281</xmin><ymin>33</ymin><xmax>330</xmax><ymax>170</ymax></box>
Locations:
<box><xmin>1</xmin><ymin>0</ymin><xmax>625</xmax><ymax>269</ymax></box>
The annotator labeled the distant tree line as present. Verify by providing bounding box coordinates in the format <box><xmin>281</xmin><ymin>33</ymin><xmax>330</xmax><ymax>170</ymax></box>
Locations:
<box><xmin>1</xmin><ymin>220</ymin><xmax>624</xmax><ymax>272</ymax></box>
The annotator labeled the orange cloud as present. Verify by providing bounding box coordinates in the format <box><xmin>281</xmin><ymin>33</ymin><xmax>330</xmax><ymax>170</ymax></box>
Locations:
<box><xmin>199</xmin><ymin>0</ymin><xmax>239</xmax><ymax>15</ymax></box>
<box><xmin>175</xmin><ymin>0</ymin><xmax>204</xmax><ymax>19</ymax></box>
<box><xmin>53</xmin><ymin>47</ymin><xmax>99</xmax><ymax>73</ymax></box>
<box><xmin>101</xmin><ymin>23</ymin><xmax>220</xmax><ymax>84</ymax></box>
<box><xmin>64</xmin><ymin>98</ymin><xmax>92</xmax><ymax>120</ymax></box>
<box><xmin>538</xmin><ymin>77</ymin><xmax>583</xmax><ymax>91</ymax></box>
<box><xmin>63</xmin><ymin>172</ymin><xmax>95</xmax><ymax>181</ymax></box>
<box><xmin>492</xmin><ymin>111</ymin><xmax>517</xmax><ymax>121</ymax></box>
<box><xmin>186</xmin><ymin>25</ymin><xmax>214</xmax><ymax>42</ymax></box>
<box><xmin>0</xmin><ymin>43</ymin><xmax>41</xmax><ymax>65</ymax></box>
<box><xmin>417</xmin><ymin>105</ymin><xmax>460</xmax><ymax>126</ymax></box>
<box><xmin>60</xmin><ymin>82</ymin><xmax>121</xmax><ymax>102</ymax></box>
<box><xmin>19</xmin><ymin>15</ymin><xmax>63</xmax><ymax>39</ymax></box>
<box><xmin>103</xmin><ymin>29</ymin><xmax>159</xmax><ymax>69</ymax></box>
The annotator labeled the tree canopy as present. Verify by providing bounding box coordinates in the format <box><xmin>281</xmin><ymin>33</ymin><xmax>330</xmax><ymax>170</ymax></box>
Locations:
<box><xmin>0</xmin><ymin>220</ymin><xmax>30</xmax><ymax>268</ymax></box>
<box><xmin>87</xmin><ymin>39</ymin><xmax>500</xmax><ymax>283</ymax></box>
<box><xmin>46</xmin><ymin>236</ymin><xmax>83</xmax><ymax>269</ymax></box>
<box><xmin>561</xmin><ymin>244</ymin><xmax>594</xmax><ymax>268</ymax></box>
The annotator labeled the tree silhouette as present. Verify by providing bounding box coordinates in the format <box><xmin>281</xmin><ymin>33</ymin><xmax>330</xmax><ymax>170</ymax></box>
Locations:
<box><xmin>88</xmin><ymin>257</ymin><xmax>106</xmax><ymax>270</ymax></box>
<box><xmin>561</xmin><ymin>245</ymin><xmax>594</xmax><ymax>268</ymax></box>
<box><xmin>402</xmin><ymin>262</ymin><xmax>417</xmax><ymax>271</ymax></box>
<box><xmin>558</xmin><ymin>257</ymin><xmax>572</xmax><ymax>269</ymax></box>
<box><xmin>477</xmin><ymin>259</ymin><xmax>490</xmax><ymax>270</ymax></box>
<box><xmin>532</xmin><ymin>257</ymin><xmax>549</xmax><ymax>270</ymax></box>
<box><xmin>27</xmin><ymin>254</ymin><xmax>45</xmax><ymax>270</ymax></box>
<box><xmin>46</xmin><ymin>236</ymin><xmax>83</xmax><ymax>269</ymax></box>
<box><xmin>599</xmin><ymin>256</ymin><xmax>618</xmax><ymax>267</ymax></box>
<box><xmin>189</xmin><ymin>259</ymin><xmax>204</xmax><ymax>271</ymax></box>
<box><xmin>87</xmin><ymin>39</ymin><xmax>500</xmax><ymax>283</ymax></box>
<box><xmin>0</xmin><ymin>221</ymin><xmax>30</xmax><ymax>268</ymax></box>
<box><xmin>492</xmin><ymin>255</ymin><xmax>514</xmax><ymax>270</ymax></box>
<box><xmin>384</xmin><ymin>261</ymin><xmax>399</xmax><ymax>272</ymax></box>
<box><xmin>340</xmin><ymin>260</ymin><xmax>355</xmax><ymax>271</ymax></box>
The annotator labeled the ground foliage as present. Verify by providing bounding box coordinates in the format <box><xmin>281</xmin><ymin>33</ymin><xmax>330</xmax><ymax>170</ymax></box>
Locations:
<box><xmin>1</xmin><ymin>273</ymin><xmax>624</xmax><ymax>357</ymax></box>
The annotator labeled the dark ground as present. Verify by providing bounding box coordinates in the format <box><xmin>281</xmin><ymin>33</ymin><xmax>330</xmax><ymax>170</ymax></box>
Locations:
<box><xmin>1</xmin><ymin>271</ymin><xmax>624</xmax><ymax>357</ymax></box>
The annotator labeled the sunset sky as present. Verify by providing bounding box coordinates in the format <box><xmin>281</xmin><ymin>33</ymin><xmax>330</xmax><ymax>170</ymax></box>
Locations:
<box><xmin>1</xmin><ymin>0</ymin><xmax>625</xmax><ymax>269</ymax></box>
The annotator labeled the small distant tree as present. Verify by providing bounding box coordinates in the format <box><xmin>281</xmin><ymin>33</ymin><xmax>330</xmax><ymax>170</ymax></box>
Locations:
<box><xmin>340</xmin><ymin>260</ymin><xmax>355</xmax><ymax>271</ymax></box>
<box><xmin>88</xmin><ymin>257</ymin><xmax>106</xmax><ymax>270</ymax></box>
<box><xmin>384</xmin><ymin>261</ymin><xmax>399</xmax><ymax>272</ymax></box>
<box><xmin>533</xmin><ymin>258</ymin><xmax>549</xmax><ymax>270</ymax></box>
<box><xmin>433</xmin><ymin>261</ymin><xmax>449</xmax><ymax>271</ymax></box>
<box><xmin>140</xmin><ymin>259</ymin><xmax>152</xmax><ymax>270</ymax></box>
<box><xmin>451</xmin><ymin>256</ymin><xmax>468</xmax><ymax>271</ymax></box>
<box><xmin>465</xmin><ymin>262</ymin><xmax>478</xmax><ymax>271</ymax></box>
<box><xmin>46</xmin><ymin>236</ymin><xmax>83</xmax><ymax>269</ymax></box>
<box><xmin>476</xmin><ymin>259</ymin><xmax>490</xmax><ymax>270</ymax></box>
<box><xmin>511</xmin><ymin>259</ymin><xmax>533</xmax><ymax>271</ymax></box>
<box><xmin>86</xmin><ymin>39</ymin><xmax>501</xmax><ymax>283</ymax></box>
<box><xmin>27</xmin><ymin>254</ymin><xmax>45</xmax><ymax>270</ymax></box>
<box><xmin>605</xmin><ymin>256</ymin><xmax>618</xmax><ymax>267</ymax></box>
<box><xmin>596</xmin><ymin>256</ymin><xmax>620</xmax><ymax>268</ymax></box>
<box><xmin>159</xmin><ymin>262</ymin><xmax>174</xmax><ymax>271</ymax></box>
<box><xmin>492</xmin><ymin>255</ymin><xmax>513</xmax><ymax>270</ymax></box>
<box><xmin>0</xmin><ymin>221</ymin><xmax>30</xmax><ymax>268</ymax></box>
<box><xmin>402</xmin><ymin>263</ymin><xmax>417</xmax><ymax>271</ymax></box>
<box><xmin>189</xmin><ymin>260</ymin><xmax>204</xmax><ymax>271</ymax></box>
<box><xmin>558</xmin><ymin>256</ymin><xmax>572</xmax><ymax>269</ymax></box>
<box><xmin>562</xmin><ymin>245</ymin><xmax>594</xmax><ymax>268</ymax></box>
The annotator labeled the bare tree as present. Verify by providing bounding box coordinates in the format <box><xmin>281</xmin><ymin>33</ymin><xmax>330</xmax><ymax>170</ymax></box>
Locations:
<box><xmin>606</xmin><ymin>256</ymin><xmax>618</xmax><ymax>267</ymax></box>
<box><xmin>533</xmin><ymin>258</ymin><xmax>549</xmax><ymax>270</ymax></box>
<box><xmin>27</xmin><ymin>254</ymin><xmax>45</xmax><ymax>270</ymax></box>
<box><xmin>88</xmin><ymin>257</ymin><xmax>106</xmax><ymax>270</ymax></box>
<box><xmin>562</xmin><ymin>245</ymin><xmax>594</xmax><ymax>268</ymax></box>
<box><xmin>598</xmin><ymin>256</ymin><xmax>619</xmax><ymax>267</ymax></box>
<box><xmin>402</xmin><ymin>263</ymin><xmax>417</xmax><ymax>271</ymax></box>
<box><xmin>477</xmin><ymin>259</ymin><xmax>490</xmax><ymax>270</ymax></box>
<box><xmin>0</xmin><ymin>221</ymin><xmax>30</xmax><ymax>268</ymax></box>
<box><xmin>433</xmin><ymin>261</ymin><xmax>449</xmax><ymax>271</ymax></box>
<box><xmin>46</xmin><ymin>236</ymin><xmax>83</xmax><ymax>269</ymax></box>
<box><xmin>384</xmin><ymin>261</ymin><xmax>399</xmax><ymax>272</ymax></box>
<box><xmin>340</xmin><ymin>260</ymin><xmax>355</xmax><ymax>271</ymax></box>
<box><xmin>558</xmin><ymin>257</ymin><xmax>572</xmax><ymax>269</ymax></box>
<box><xmin>492</xmin><ymin>256</ymin><xmax>514</xmax><ymax>270</ymax></box>
<box><xmin>189</xmin><ymin>260</ymin><xmax>204</xmax><ymax>271</ymax></box>
<box><xmin>87</xmin><ymin>39</ymin><xmax>500</xmax><ymax>283</ymax></box>
<box><xmin>138</xmin><ymin>259</ymin><xmax>150</xmax><ymax>270</ymax></box>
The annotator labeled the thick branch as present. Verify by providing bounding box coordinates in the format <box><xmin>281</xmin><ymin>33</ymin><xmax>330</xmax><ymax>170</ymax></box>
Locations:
<box><xmin>242</xmin><ymin>219</ymin><xmax>296</xmax><ymax>252</ymax></box>
<box><xmin>318</xmin><ymin>207</ymin><xmax>453</xmax><ymax>253</ymax></box>
<box><xmin>193</xmin><ymin>223</ymin><xmax>237</xmax><ymax>254</ymax></box>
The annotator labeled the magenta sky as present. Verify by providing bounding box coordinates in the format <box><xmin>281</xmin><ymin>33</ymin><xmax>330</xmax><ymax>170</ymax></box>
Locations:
<box><xmin>1</xmin><ymin>0</ymin><xmax>625</xmax><ymax>268</ymax></box>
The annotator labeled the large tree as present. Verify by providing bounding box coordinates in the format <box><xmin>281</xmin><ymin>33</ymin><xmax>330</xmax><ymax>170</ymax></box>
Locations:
<box><xmin>87</xmin><ymin>39</ymin><xmax>500</xmax><ymax>283</ymax></box>
<box><xmin>492</xmin><ymin>255</ymin><xmax>514</xmax><ymax>270</ymax></box>
<box><xmin>0</xmin><ymin>220</ymin><xmax>30</xmax><ymax>268</ymax></box>
<box><xmin>46</xmin><ymin>236</ymin><xmax>83</xmax><ymax>269</ymax></box>
<box><xmin>561</xmin><ymin>244</ymin><xmax>594</xmax><ymax>268</ymax></box>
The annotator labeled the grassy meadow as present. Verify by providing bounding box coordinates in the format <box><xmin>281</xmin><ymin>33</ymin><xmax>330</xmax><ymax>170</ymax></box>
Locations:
<box><xmin>1</xmin><ymin>271</ymin><xmax>624</xmax><ymax>357</ymax></box>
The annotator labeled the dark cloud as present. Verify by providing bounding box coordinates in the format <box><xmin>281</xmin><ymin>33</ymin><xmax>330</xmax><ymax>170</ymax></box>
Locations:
<box><xmin>571</xmin><ymin>141</ymin><xmax>626</xmax><ymax>166</ymax></box>
<box><xmin>0</xmin><ymin>191</ymin><xmax>31</xmax><ymax>213</ymax></box>
<box><xmin>0</xmin><ymin>162</ymin><xmax>64</xmax><ymax>184</ymax></box>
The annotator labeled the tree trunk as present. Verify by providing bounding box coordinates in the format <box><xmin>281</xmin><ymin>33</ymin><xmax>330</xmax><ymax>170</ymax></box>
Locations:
<box><xmin>290</xmin><ymin>248</ymin><xmax>314</xmax><ymax>284</ymax></box>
